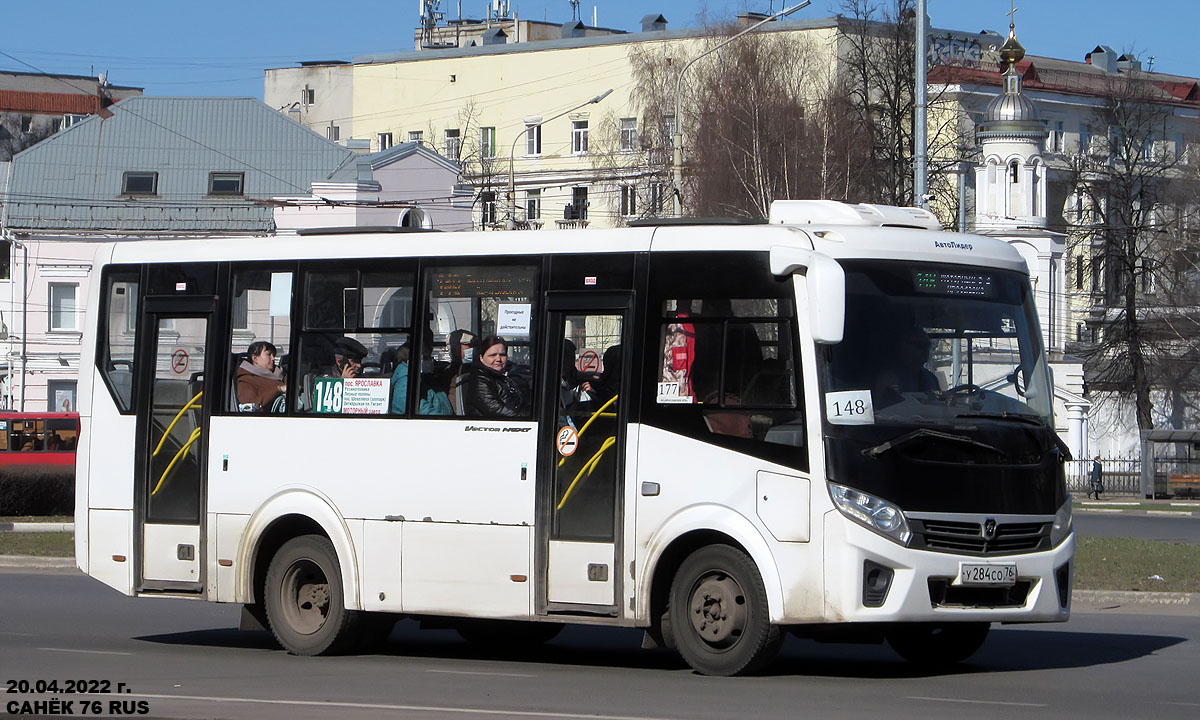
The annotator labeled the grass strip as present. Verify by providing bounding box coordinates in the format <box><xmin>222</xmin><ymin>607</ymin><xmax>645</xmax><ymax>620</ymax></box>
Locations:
<box><xmin>1074</xmin><ymin>536</ymin><xmax>1200</xmax><ymax>593</ymax></box>
<box><xmin>0</xmin><ymin>531</ymin><xmax>74</xmax><ymax>557</ymax></box>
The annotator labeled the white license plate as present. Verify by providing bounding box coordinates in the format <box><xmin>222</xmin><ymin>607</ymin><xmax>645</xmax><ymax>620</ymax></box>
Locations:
<box><xmin>959</xmin><ymin>563</ymin><xmax>1017</xmax><ymax>586</ymax></box>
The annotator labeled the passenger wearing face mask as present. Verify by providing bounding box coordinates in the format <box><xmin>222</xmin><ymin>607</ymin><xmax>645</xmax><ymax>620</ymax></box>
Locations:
<box><xmin>439</xmin><ymin>329</ymin><xmax>475</xmax><ymax>415</ymax></box>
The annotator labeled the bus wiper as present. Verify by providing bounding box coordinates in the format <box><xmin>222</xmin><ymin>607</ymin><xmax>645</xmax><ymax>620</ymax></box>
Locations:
<box><xmin>954</xmin><ymin>412</ymin><xmax>1044</xmax><ymax>426</ymax></box>
<box><xmin>862</xmin><ymin>428</ymin><xmax>1006</xmax><ymax>459</ymax></box>
<box><xmin>954</xmin><ymin>412</ymin><xmax>1073</xmax><ymax>460</ymax></box>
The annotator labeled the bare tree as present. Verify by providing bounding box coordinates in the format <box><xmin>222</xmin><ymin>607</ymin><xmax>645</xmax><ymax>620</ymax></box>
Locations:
<box><xmin>0</xmin><ymin>118</ymin><xmax>57</xmax><ymax>162</ymax></box>
<box><xmin>1067</xmin><ymin>72</ymin><xmax>1200</xmax><ymax>431</ymax></box>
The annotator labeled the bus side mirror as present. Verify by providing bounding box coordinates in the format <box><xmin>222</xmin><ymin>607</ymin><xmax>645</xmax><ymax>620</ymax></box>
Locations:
<box><xmin>770</xmin><ymin>246</ymin><xmax>845</xmax><ymax>344</ymax></box>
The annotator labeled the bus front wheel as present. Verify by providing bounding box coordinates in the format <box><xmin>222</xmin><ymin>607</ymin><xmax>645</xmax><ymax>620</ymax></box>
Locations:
<box><xmin>668</xmin><ymin>544</ymin><xmax>782</xmax><ymax>676</ymax></box>
<box><xmin>264</xmin><ymin>534</ymin><xmax>361</xmax><ymax>655</ymax></box>
<box><xmin>885</xmin><ymin>622</ymin><xmax>990</xmax><ymax>666</ymax></box>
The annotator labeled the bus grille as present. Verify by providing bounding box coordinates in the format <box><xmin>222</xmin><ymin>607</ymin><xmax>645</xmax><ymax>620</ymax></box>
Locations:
<box><xmin>927</xmin><ymin>578</ymin><xmax>1033</xmax><ymax>608</ymax></box>
<box><xmin>909</xmin><ymin>518</ymin><xmax>1050</xmax><ymax>556</ymax></box>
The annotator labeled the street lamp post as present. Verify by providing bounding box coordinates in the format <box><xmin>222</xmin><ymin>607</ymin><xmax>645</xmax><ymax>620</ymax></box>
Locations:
<box><xmin>671</xmin><ymin>1</ymin><xmax>810</xmax><ymax>217</ymax></box>
<box><xmin>506</xmin><ymin>89</ymin><xmax>613</xmax><ymax>229</ymax></box>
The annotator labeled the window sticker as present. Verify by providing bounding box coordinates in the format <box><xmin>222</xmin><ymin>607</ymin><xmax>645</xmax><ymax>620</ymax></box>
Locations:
<box><xmin>497</xmin><ymin>303</ymin><xmax>532</xmax><ymax>337</ymax></box>
<box><xmin>825</xmin><ymin>390</ymin><xmax>874</xmax><ymax>425</ymax></box>
<box><xmin>313</xmin><ymin>377</ymin><xmax>389</xmax><ymax>415</ymax></box>
<box><xmin>657</xmin><ymin>381</ymin><xmax>693</xmax><ymax>404</ymax></box>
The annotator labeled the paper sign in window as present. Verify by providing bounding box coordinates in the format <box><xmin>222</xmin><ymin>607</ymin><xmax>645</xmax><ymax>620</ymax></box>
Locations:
<box><xmin>497</xmin><ymin>303</ymin><xmax>532</xmax><ymax>337</ymax></box>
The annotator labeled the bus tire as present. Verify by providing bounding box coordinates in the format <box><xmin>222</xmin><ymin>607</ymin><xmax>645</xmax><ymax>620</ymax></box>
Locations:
<box><xmin>885</xmin><ymin>622</ymin><xmax>990</xmax><ymax>666</ymax></box>
<box><xmin>264</xmin><ymin>534</ymin><xmax>361</xmax><ymax>656</ymax></box>
<box><xmin>668</xmin><ymin>544</ymin><xmax>782</xmax><ymax>676</ymax></box>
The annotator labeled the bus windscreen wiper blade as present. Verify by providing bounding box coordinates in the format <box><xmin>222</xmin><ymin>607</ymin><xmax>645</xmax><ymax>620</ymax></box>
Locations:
<box><xmin>954</xmin><ymin>412</ymin><xmax>1044</xmax><ymax>426</ymax></box>
<box><xmin>861</xmin><ymin>428</ymin><xmax>1006</xmax><ymax>459</ymax></box>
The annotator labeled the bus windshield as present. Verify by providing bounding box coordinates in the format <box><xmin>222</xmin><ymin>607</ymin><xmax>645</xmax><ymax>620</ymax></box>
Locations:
<box><xmin>820</xmin><ymin>260</ymin><xmax>1062</xmax><ymax>514</ymax></box>
<box><xmin>825</xmin><ymin>260</ymin><xmax>1052</xmax><ymax>426</ymax></box>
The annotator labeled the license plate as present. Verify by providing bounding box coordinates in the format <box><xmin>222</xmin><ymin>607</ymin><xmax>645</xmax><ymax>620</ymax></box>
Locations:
<box><xmin>959</xmin><ymin>563</ymin><xmax>1017</xmax><ymax>586</ymax></box>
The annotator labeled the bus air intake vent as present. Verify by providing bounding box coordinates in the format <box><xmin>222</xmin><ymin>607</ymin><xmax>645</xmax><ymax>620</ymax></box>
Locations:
<box><xmin>927</xmin><ymin>578</ymin><xmax>1033</xmax><ymax>608</ymax></box>
<box><xmin>909</xmin><ymin>517</ymin><xmax>1051</xmax><ymax>556</ymax></box>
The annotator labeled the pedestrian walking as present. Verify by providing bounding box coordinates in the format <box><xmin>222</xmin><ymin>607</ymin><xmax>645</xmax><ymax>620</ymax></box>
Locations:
<box><xmin>1088</xmin><ymin>455</ymin><xmax>1104</xmax><ymax>499</ymax></box>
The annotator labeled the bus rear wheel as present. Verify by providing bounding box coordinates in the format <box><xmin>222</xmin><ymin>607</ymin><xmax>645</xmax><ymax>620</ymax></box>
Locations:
<box><xmin>885</xmin><ymin>622</ymin><xmax>990</xmax><ymax>666</ymax></box>
<box><xmin>669</xmin><ymin>544</ymin><xmax>782</xmax><ymax>676</ymax></box>
<box><xmin>264</xmin><ymin>534</ymin><xmax>361</xmax><ymax>656</ymax></box>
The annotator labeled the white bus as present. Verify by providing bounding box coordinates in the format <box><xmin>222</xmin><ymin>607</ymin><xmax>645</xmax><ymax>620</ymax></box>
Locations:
<box><xmin>75</xmin><ymin>200</ymin><xmax>1073</xmax><ymax>676</ymax></box>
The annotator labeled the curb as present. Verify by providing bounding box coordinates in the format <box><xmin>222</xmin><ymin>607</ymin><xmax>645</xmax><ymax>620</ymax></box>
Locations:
<box><xmin>0</xmin><ymin>555</ymin><xmax>76</xmax><ymax>569</ymax></box>
<box><xmin>1074</xmin><ymin>589</ymin><xmax>1198</xmax><ymax>608</ymax></box>
<box><xmin>0</xmin><ymin>522</ymin><xmax>74</xmax><ymax>533</ymax></box>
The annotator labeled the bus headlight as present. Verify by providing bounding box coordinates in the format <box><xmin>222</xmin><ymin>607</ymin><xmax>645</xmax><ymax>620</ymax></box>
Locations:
<box><xmin>1050</xmin><ymin>496</ymin><xmax>1073</xmax><ymax>547</ymax></box>
<box><xmin>830</xmin><ymin>484</ymin><xmax>911</xmax><ymax>545</ymax></box>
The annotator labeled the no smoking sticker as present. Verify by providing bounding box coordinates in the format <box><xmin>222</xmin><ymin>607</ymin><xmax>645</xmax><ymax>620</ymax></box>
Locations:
<box><xmin>556</xmin><ymin>425</ymin><xmax>579</xmax><ymax>457</ymax></box>
<box><xmin>171</xmin><ymin>349</ymin><xmax>189</xmax><ymax>374</ymax></box>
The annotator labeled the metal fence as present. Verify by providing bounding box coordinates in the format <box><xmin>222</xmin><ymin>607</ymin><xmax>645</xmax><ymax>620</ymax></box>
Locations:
<box><xmin>1065</xmin><ymin>457</ymin><xmax>1141</xmax><ymax>496</ymax></box>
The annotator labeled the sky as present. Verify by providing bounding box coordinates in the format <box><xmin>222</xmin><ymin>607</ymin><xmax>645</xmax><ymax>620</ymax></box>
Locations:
<box><xmin>2</xmin><ymin>1</ymin><xmax>1196</xmax><ymax>99</ymax></box>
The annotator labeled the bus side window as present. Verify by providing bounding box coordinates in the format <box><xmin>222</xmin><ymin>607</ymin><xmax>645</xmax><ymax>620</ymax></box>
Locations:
<box><xmin>98</xmin><ymin>269</ymin><xmax>141</xmax><ymax>414</ymax></box>
<box><xmin>295</xmin><ymin>265</ymin><xmax>414</xmax><ymax>416</ymax></box>
<box><xmin>417</xmin><ymin>263</ymin><xmax>539</xmax><ymax>418</ymax></box>
<box><xmin>228</xmin><ymin>268</ymin><xmax>293</xmax><ymax>414</ymax></box>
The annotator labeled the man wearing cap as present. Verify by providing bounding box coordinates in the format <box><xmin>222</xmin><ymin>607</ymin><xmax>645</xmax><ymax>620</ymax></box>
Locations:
<box><xmin>331</xmin><ymin>336</ymin><xmax>368</xmax><ymax>378</ymax></box>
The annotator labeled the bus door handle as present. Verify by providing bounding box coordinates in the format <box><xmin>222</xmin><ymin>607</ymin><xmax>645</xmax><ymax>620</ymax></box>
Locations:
<box><xmin>641</xmin><ymin>482</ymin><xmax>660</xmax><ymax>496</ymax></box>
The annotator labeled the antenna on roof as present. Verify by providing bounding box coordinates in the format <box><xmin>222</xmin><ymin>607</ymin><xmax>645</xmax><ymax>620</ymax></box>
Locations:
<box><xmin>569</xmin><ymin>0</ymin><xmax>581</xmax><ymax>22</ymax></box>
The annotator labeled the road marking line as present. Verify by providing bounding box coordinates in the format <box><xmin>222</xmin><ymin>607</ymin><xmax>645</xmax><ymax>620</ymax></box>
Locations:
<box><xmin>38</xmin><ymin>647</ymin><xmax>133</xmax><ymax>656</ymax></box>
<box><xmin>127</xmin><ymin>693</ymin><xmax>689</xmax><ymax>719</ymax></box>
<box><xmin>0</xmin><ymin>631</ymin><xmax>34</xmax><ymax>636</ymax></box>
<box><xmin>1148</xmin><ymin>510</ymin><xmax>1193</xmax><ymax>516</ymax></box>
<box><xmin>426</xmin><ymin>669</ymin><xmax>538</xmax><ymax>678</ymax></box>
<box><xmin>906</xmin><ymin>696</ymin><xmax>1046</xmax><ymax>708</ymax></box>
<box><xmin>1078</xmin><ymin>508</ymin><xmax>1123</xmax><ymax>513</ymax></box>
<box><xmin>1161</xmin><ymin>701</ymin><xmax>1200</xmax><ymax>707</ymax></box>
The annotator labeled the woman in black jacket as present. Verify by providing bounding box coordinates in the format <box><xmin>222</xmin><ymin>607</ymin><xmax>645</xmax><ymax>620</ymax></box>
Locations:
<box><xmin>464</xmin><ymin>335</ymin><xmax>531</xmax><ymax>417</ymax></box>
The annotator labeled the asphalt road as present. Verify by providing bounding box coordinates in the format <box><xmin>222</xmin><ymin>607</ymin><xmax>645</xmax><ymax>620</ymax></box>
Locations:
<box><xmin>1074</xmin><ymin>512</ymin><xmax>1200</xmax><ymax>544</ymax></box>
<box><xmin>3</xmin><ymin>569</ymin><xmax>1199</xmax><ymax>720</ymax></box>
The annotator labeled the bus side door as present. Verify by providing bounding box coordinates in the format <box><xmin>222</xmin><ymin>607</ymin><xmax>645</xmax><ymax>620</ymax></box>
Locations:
<box><xmin>538</xmin><ymin>292</ymin><xmax>631</xmax><ymax>615</ymax></box>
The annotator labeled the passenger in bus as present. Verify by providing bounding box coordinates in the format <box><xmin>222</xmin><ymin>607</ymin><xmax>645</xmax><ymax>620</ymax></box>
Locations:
<box><xmin>874</xmin><ymin>326</ymin><xmax>940</xmax><ymax>405</ymax></box>
<box><xmin>330</xmin><ymin>337</ymin><xmax>368</xmax><ymax>378</ymax></box>
<box><xmin>439</xmin><ymin>329</ymin><xmax>475</xmax><ymax>414</ymax></box>
<box><xmin>236</xmin><ymin>341</ymin><xmax>286</xmax><ymax>413</ymax></box>
<box><xmin>589</xmin><ymin>344</ymin><xmax>622</xmax><ymax>405</ymax></box>
<box><xmin>558</xmin><ymin>340</ymin><xmax>594</xmax><ymax>413</ymax></box>
<box><xmin>464</xmin><ymin>335</ymin><xmax>531</xmax><ymax>417</ymax></box>
<box><xmin>389</xmin><ymin>342</ymin><xmax>452</xmax><ymax>415</ymax></box>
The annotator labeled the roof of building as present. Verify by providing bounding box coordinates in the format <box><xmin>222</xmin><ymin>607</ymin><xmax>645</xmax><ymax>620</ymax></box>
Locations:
<box><xmin>326</xmin><ymin>141</ymin><xmax>460</xmax><ymax>182</ymax></box>
<box><xmin>0</xmin><ymin>69</ymin><xmax>142</xmax><ymax>91</ymax></box>
<box><xmin>2</xmin><ymin>96</ymin><xmax>355</xmax><ymax>234</ymax></box>
<box><xmin>931</xmin><ymin>54</ymin><xmax>1200</xmax><ymax>107</ymax></box>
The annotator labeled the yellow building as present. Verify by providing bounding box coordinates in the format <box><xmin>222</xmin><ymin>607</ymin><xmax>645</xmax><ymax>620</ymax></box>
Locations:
<box><xmin>265</xmin><ymin>14</ymin><xmax>842</xmax><ymax>230</ymax></box>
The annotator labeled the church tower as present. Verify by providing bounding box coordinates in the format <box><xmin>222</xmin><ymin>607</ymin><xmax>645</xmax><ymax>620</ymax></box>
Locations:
<box><xmin>975</xmin><ymin>19</ymin><xmax>1048</xmax><ymax>230</ymax></box>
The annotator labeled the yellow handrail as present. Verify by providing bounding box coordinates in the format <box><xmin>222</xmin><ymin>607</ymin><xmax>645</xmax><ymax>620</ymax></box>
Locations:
<box><xmin>557</xmin><ymin>435</ymin><xmax>616</xmax><ymax>510</ymax></box>
<box><xmin>152</xmin><ymin>390</ymin><xmax>203</xmax><ymax>457</ymax></box>
<box><xmin>152</xmin><ymin>427</ymin><xmax>202</xmax><ymax>496</ymax></box>
<box><xmin>558</xmin><ymin>394</ymin><xmax>618</xmax><ymax>469</ymax></box>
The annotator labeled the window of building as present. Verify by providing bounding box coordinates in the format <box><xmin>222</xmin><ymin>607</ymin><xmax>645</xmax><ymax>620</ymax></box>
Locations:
<box><xmin>297</xmin><ymin>265</ymin><xmax>415</xmax><ymax>415</ymax></box>
<box><xmin>303</xmin><ymin>87</ymin><xmax>315</xmax><ymax>105</ymax></box>
<box><xmin>122</xmin><ymin>171</ymin><xmax>158</xmax><ymax>196</ymax></box>
<box><xmin>663</xmin><ymin>115</ymin><xmax>676</xmax><ymax>151</ymax></box>
<box><xmin>619</xmin><ymin>118</ymin><xmax>638</xmax><ymax>152</ymax></box>
<box><xmin>444</xmin><ymin>128</ymin><xmax>461</xmax><ymax>159</ymax></box>
<box><xmin>49</xmin><ymin>283</ymin><xmax>78</xmax><ymax>332</ymax></box>
<box><xmin>50</xmin><ymin>118</ymin><xmax>62</xmax><ymax>133</ymax></box>
<box><xmin>417</xmin><ymin>263</ymin><xmax>539</xmax><ymax>418</ymax></box>
<box><xmin>208</xmin><ymin>172</ymin><xmax>245</xmax><ymax>196</ymax></box>
<box><xmin>327</xmin><ymin>125</ymin><xmax>340</xmax><ymax>141</ymax></box>
<box><xmin>1046</xmin><ymin>121</ymin><xmax>1064</xmax><ymax>153</ymax></box>
<box><xmin>620</xmin><ymin>185</ymin><xmax>637</xmax><ymax>217</ymax></box>
<box><xmin>408</xmin><ymin>130</ymin><xmax>423</xmax><ymax>143</ymax></box>
<box><xmin>1075</xmin><ymin>253</ymin><xmax>1084</xmax><ymax>290</ymax></box>
<box><xmin>572</xmin><ymin>120</ymin><xmax>589</xmax><ymax>154</ymax></box>
<box><xmin>1</xmin><ymin>240</ymin><xmax>10</xmax><ymax>280</ymax></box>
<box><xmin>525</xmin><ymin>189</ymin><xmax>541</xmax><ymax>220</ymax></box>
<box><xmin>572</xmin><ymin>186</ymin><xmax>589</xmax><ymax>220</ymax></box>
<box><xmin>20</xmin><ymin>115</ymin><xmax>33</xmax><ymax>133</ymax></box>
<box><xmin>1009</xmin><ymin>160</ymin><xmax>1020</xmax><ymax>183</ymax></box>
<box><xmin>63</xmin><ymin>113</ymin><xmax>87</xmax><ymax>129</ymax></box>
<box><xmin>47</xmin><ymin>380</ymin><xmax>77</xmax><ymax>413</ymax></box>
<box><xmin>1076</xmin><ymin>323</ymin><xmax>1086</xmax><ymax>342</ymax></box>
<box><xmin>378</xmin><ymin>132</ymin><xmax>394</xmax><ymax>151</ymax></box>
<box><xmin>649</xmin><ymin>182</ymin><xmax>666</xmax><ymax>215</ymax></box>
<box><xmin>480</xmin><ymin>126</ymin><xmax>496</xmax><ymax>158</ymax></box>
<box><xmin>228</xmin><ymin>268</ymin><xmax>294</xmax><ymax>413</ymax></box>
<box><xmin>1139</xmin><ymin>257</ymin><xmax>1156</xmax><ymax>294</ymax></box>
<box><xmin>480</xmin><ymin>191</ymin><xmax>498</xmax><ymax>226</ymax></box>
<box><xmin>525</xmin><ymin>123</ymin><xmax>542</xmax><ymax>156</ymax></box>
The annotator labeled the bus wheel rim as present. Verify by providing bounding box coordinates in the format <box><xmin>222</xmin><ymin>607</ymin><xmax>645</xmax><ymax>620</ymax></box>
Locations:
<box><xmin>688</xmin><ymin>572</ymin><xmax>747</xmax><ymax>649</ymax></box>
<box><xmin>281</xmin><ymin>559</ymin><xmax>330</xmax><ymax>635</ymax></box>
